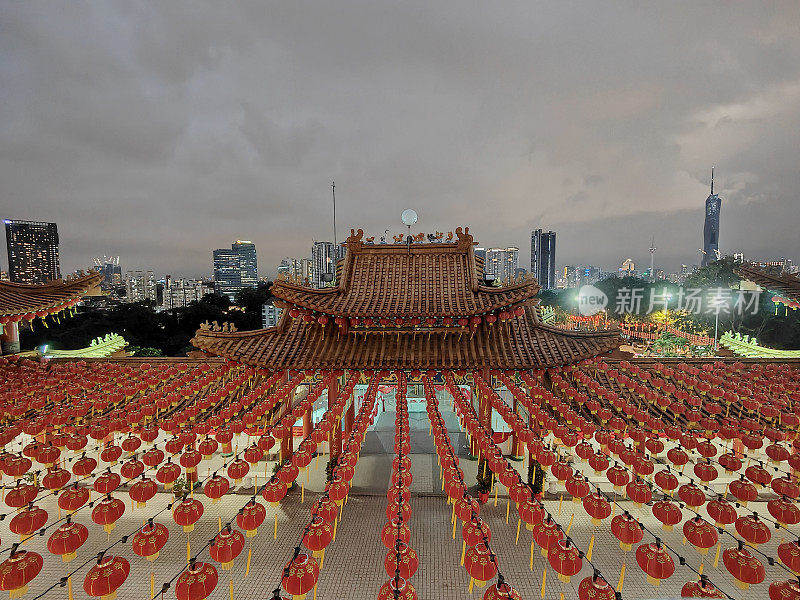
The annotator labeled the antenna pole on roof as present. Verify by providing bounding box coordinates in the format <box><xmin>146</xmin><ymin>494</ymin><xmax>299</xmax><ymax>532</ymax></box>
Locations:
<box><xmin>332</xmin><ymin>181</ymin><xmax>337</xmax><ymax>283</ymax></box>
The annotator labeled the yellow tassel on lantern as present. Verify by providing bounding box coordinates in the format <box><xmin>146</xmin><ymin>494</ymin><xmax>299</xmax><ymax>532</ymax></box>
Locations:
<box><xmin>68</xmin><ymin>575</ymin><xmax>73</xmax><ymax>600</ymax></box>
<box><xmin>616</xmin><ymin>562</ymin><xmax>626</xmax><ymax>592</ymax></box>
<box><xmin>460</xmin><ymin>541</ymin><xmax>466</xmax><ymax>566</ymax></box>
<box><xmin>469</xmin><ymin>577</ymin><xmax>474</xmax><ymax>594</ymax></box>
<box><xmin>187</xmin><ymin>540</ymin><xmax>191</xmax><ymax>565</ymax></box>
<box><xmin>218</xmin><ymin>517</ymin><xmax>222</xmax><ymax>532</ymax></box>
<box><xmin>540</xmin><ymin>568</ymin><xmax>547</xmax><ymax>598</ymax></box>
<box><xmin>245</xmin><ymin>546</ymin><xmax>252</xmax><ymax>576</ymax></box>
<box><xmin>713</xmin><ymin>543</ymin><xmax>721</xmax><ymax>569</ymax></box>
<box><xmin>558</xmin><ymin>494</ymin><xmax>563</xmax><ymax>516</ymax></box>
<box><xmin>274</xmin><ymin>513</ymin><xmax>278</xmax><ymax>540</ymax></box>
<box><xmin>229</xmin><ymin>579</ymin><xmax>234</xmax><ymax>600</ymax></box>
<box><xmin>150</xmin><ymin>573</ymin><xmax>154</xmax><ymax>599</ymax></box>
<box><xmin>494</xmin><ymin>483</ymin><xmax>498</xmax><ymax>507</ymax></box>
<box><xmin>301</xmin><ymin>483</ymin><xmax>305</xmax><ymax>504</ymax></box>
<box><xmin>452</xmin><ymin>515</ymin><xmax>457</xmax><ymax>539</ymax></box>
<box><xmin>530</xmin><ymin>540</ymin><xmax>535</xmax><ymax>570</ymax></box>
<box><xmin>515</xmin><ymin>518</ymin><xmax>521</xmax><ymax>545</ymax></box>
<box><xmin>699</xmin><ymin>562</ymin><xmax>704</xmax><ymax>575</ymax></box>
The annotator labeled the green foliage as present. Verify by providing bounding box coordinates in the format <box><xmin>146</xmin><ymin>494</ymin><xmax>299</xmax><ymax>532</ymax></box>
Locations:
<box><xmin>19</xmin><ymin>283</ymin><xmax>274</xmax><ymax>356</ymax></box>
<box><xmin>476</xmin><ymin>457</ymin><xmax>494</xmax><ymax>494</ymax></box>
<box><xmin>527</xmin><ymin>458</ymin><xmax>546</xmax><ymax>495</ymax></box>
<box><xmin>128</xmin><ymin>346</ymin><xmax>164</xmax><ymax>357</ymax></box>
<box><xmin>172</xmin><ymin>476</ymin><xmax>188</xmax><ymax>497</ymax></box>
<box><xmin>325</xmin><ymin>457</ymin><xmax>337</xmax><ymax>483</ymax></box>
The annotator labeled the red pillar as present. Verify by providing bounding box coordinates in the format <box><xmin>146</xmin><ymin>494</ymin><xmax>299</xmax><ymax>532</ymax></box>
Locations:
<box><xmin>1</xmin><ymin>321</ymin><xmax>20</xmax><ymax>355</ymax></box>
<box><xmin>280</xmin><ymin>370</ymin><xmax>293</xmax><ymax>461</ymax></box>
<box><xmin>302</xmin><ymin>386</ymin><xmax>313</xmax><ymax>439</ymax></box>
<box><xmin>344</xmin><ymin>380</ymin><xmax>355</xmax><ymax>437</ymax></box>
<box><xmin>510</xmin><ymin>395</ymin><xmax>521</xmax><ymax>458</ymax></box>
<box><xmin>329</xmin><ymin>377</ymin><xmax>341</xmax><ymax>459</ymax></box>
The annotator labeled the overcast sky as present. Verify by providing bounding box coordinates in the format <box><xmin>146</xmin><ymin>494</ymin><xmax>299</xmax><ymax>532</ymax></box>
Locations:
<box><xmin>2</xmin><ymin>2</ymin><xmax>799</xmax><ymax>278</ymax></box>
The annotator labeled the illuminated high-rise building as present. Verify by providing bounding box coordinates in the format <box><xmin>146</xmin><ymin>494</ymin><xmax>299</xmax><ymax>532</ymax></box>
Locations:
<box><xmin>485</xmin><ymin>247</ymin><xmax>519</xmax><ymax>284</ymax></box>
<box><xmin>702</xmin><ymin>169</ymin><xmax>722</xmax><ymax>267</ymax></box>
<box><xmin>531</xmin><ymin>229</ymin><xmax>556</xmax><ymax>289</ymax></box>
<box><xmin>4</xmin><ymin>220</ymin><xmax>60</xmax><ymax>284</ymax></box>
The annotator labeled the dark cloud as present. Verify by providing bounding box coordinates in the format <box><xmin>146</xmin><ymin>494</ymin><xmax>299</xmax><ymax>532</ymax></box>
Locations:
<box><xmin>1</xmin><ymin>1</ymin><xmax>799</xmax><ymax>277</ymax></box>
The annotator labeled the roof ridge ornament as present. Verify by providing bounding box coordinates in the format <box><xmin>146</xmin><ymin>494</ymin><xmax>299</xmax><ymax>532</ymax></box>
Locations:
<box><xmin>455</xmin><ymin>227</ymin><xmax>473</xmax><ymax>249</ymax></box>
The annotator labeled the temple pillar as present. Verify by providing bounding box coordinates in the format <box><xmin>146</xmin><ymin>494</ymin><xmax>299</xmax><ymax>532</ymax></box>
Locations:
<box><xmin>302</xmin><ymin>400</ymin><xmax>313</xmax><ymax>439</ymax></box>
<box><xmin>510</xmin><ymin>395</ymin><xmax>521</xmax><ymax>458</ymax></box>
<box><xmin>344</xmin><ymin>379</ymin><xmax>355</xmax><ymax>436</ymax></box>
<box><xmin>329</xmin><ymin>376</ymin><xmax>341</xmax><ymax>459</ymax></box>
<box><xmin>1</xmin><ymin>321</ymin><xmax>20</xmax><ymax>355</ymax></box>
<box><xmin>280</xmin><ymin>369</ymin><xmax>293</xmax><ymax>461</ymax></box>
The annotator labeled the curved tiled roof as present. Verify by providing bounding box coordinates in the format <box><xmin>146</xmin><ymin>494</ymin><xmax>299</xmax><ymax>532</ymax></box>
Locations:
<box><xmin>738</xmin><ymin>264</ymin><xmax>800</xmax><ymax>302</ymax></box>
<box><xmin>272</xmin><ymin>227</ymin><xmax>539</xmax><ymax>318</ymax></box>
<box><xmin>0</xmin><ymin>271</ymin><xmax>103</xmax><ymax>317</ymax></box>
<box><xmin>190</xmin><ymin>305</ymin><xmax>621</xmax><ymax>370</ymax></box>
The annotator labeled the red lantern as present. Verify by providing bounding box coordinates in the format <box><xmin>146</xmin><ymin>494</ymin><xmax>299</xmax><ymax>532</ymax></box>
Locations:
<box><xmin>384</xmin><ymin>542</ymin><xmax>419</xmax><ymax>579</ymax></box>
<box><xmin>304</xmin><ymin>516</ymin><xmax>334</xmax><ymax>559</ymax></box>
<box><xmin>464</xmin><ymin>542</ymin><xmax>497</xmax><ymax>588</ymax></box>
<box><xmin>578</xmin><ymin>573</ymin><xmax>616</xmax><ymax>600</ymax></box>
<box><xmin>377</xmin><ymin>577</ymin><xmax>417</xmax><ymax>600</ymax></box>
<box><xmin>518</xmin><ymin>499</ymin><xmax>544</xmax><ymax>530</ymax></box>
<box><xmin>735</xmin><ymin>514</ymin><xmax>771</xmax><ymax>548</ymax></box>
<box><xmin>635</xmin><ymin>541</ymin><xmax>675</xmax><ymax>586</ymax></box>
<box><xmin>91</xmin><ymin>496</ymin><xmax>125</xmax><ymax>533</ymax></box>
<box><xmin>83</xmin><ymin>555</ymin><xmax>130</xmax><ymax>600</ymax></box>
<box><xmin>683</xmin><ymin>517</ymin><xmax>718</xmax><ymax>554</ymax></box>
<box><xmin>723</xmin><ymin>543</ymin><xmax>765</xmax><ymax>590</ymax></box>
<box><xmin>4</xmin><ymin>483</ymin><xmax>38</xmax><ymax>509</ymax></box>
<box><xmin>236</xmin><ymin>500</ymin><xmax>266</xmax><ymax>538</ymax></box>
<box><xmin>203</xmin><ymin>475</ymin><xmax>230</xmax><ymax>504</ymax></box>
<box><xmin>680</xmin><ymin>576</ymin><xmax>725</xmax><ymax>598</ymax></box>
<box><xmin>778</xmin><ymin>540</ymin><xmax>800</xmax><ymax>575</ymax></box>
<box><xmin>47</xmin><ymin>520</ymin><xmax>89</xmax><ymax>562</ymax></box>
<box><xmin>611</xmin><ymin>512</ymin><xmax>643</xmax><ymax>551</ymax></box>
<box><xmin>678</xmin><ymin>483</ymin><xmax>706</xmax><ymax>509</ymax></box>
<box><xmin>381</xmin><ymin>519</ymin><xmax>410</xmax><ymax>549</ymax></box>
<box><xmin>582</xmin><ymin>492</ymin><xmax>611</xmax><ymax>526</ymax></box>
<box><xmin>650</xmin><ymin>499</ymin><xmax>681</xmax><ymax>532</ymax></box>
<box><xmin>132</xmin><ymin>521</ymin><xmax>169</xmax><ymax>561</ymax></box>
<box><xmin>532</xmin><ymin>516</ymin><xmax>563</xmax><ymax>558</ymax></box>
<box><xmin>175</xmin><ymin>561</ymin><xmax>218</xmax><ymax>600</ymax></box>
<box><xmin>770</xmin><ymin>497</ymin><xmax>800</xmax><ymax>527</ymax></box>
<box><xmin>209</xmin><ymin>526</ymin><xmax>245</xmax><ymax>570</ymax></box>
<box><xmin>548</xmin><ymin>538</ymin><xmax>582</xmax><ymax>583</ymax></box>
<box><xmin>282</xmin><ymin>552</ymin><xmax>320</xmax><ymax>599</ymax></box>
<box><xmin>128</xmin><ymin>478</ymin><xmax>157</xmax><ymax>508</ymax></box>
<box><xmin>769</xmin><ymin>580</ymin><xmax>800</xmax><ymax>600</ymax></box>
<box><xmin>0</xmin><ymin>550</ymin><xmax>43</xmax><ymax>599</ymax></box>
<box><xmin>482</xmin><ymin>581</ymin><xmax>522</xmax><ymax>600</ymax></box>
<box><xmin>58</xmin><ymin>484</ymin><xmax>89</xmax><ymax>514</ymax></box>
<box><xmin>227</xmin><ymin>459</ymin><xmax>250</xmax><ymax>484</ymax></box>
<box><xmin>173</xmin><ymin>498</ymin><xmax>204</xmax><ymax>533</ymax></box>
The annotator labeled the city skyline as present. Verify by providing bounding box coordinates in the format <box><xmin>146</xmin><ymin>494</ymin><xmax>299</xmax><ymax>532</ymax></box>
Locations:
<box><xmin>3</xmin><ymin>4</ymin><xmax>800</xmax><ymax>278</ymax></box>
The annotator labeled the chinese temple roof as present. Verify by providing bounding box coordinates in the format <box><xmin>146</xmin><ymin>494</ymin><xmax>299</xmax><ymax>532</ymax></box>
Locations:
<box><xmin>738</xmin><ymin>264</ymin><xmax>800</xmax><ymax>302</ymax></box>
<box><xmin>271</xmin><ymin>227</ymin><xmax>538</xmax><ymax>318</ymax></box>
<box><xmin>192</xmin><ymin>227</ymin><xmax>621</xmax><ymax>369</ymax></box>
<box><xmin>0</xmin><ymin>270</ymin><xmax>102</xmax><ymax>319</ymax></box>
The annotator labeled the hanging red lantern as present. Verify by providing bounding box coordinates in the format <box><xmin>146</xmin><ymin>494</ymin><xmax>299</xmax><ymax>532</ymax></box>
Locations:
<box><xmin>730</xmin><ymin>477</ymin><xmax>758</xmax><ymax>506</ymax></box>
<box><xmin>723</xmin><ymin>543</ymin><xmax>765</xmax><ymax>590</ymax></box>
<box><xmin>482</xmin><ymin>581</ymin><xmax>522</xmax><ymax>600</ymax></box>
<box><xmin>175</xmin><ymin>561</ymin><xmax>218</xmax><ymax>600</ymax></box>
<box><xmin>625</xmin><ymin>478</ymin><xmax>652</xmax><ymax>508</ymax></box>
<box><xmin>635</xmin><ymin>541</ymin><xmax>675</xmax><ymax>586</ymax></box>
<box><xmin>769</xmin><ymin>497</ymin><xmax>800</xmax><ymax>527</ymax></box>
<box><xmin>678</xmin><ymin>482</ymin><xmax>706</xmax><ymax>509</ymax></box>
<box><xmin>0</xmin><ymin>550</ymin><xmax>43</xmax><ymax>599</ymax></box>
<box><xmin>518</xmin><ymin>499</ymin><xmax>544</xmax><ymax>530</ymax></box>
<box><xmin>236</xmin><ymin>500</ymin><xmax>266</xmax><ymax>538</ymax></box>
<box><xmin>132</xmin><ymin>521</ymin><xmax>169</xmax><ymax>561</ymax></box>
<box><xmin>173</xmin><ymin>498</ymin><xmax>204</xmax><ymax>533</ymax></box>
<box><xmin>683</xmin><ymin>517</ymin><xmax>718</xmax><ymax>554</ymax></box>
<box><xmin>304</xmin><ymin>516</ymin><xmax>334</xmax><ymax>559</ymax></box>
<box><xmin>203</xmin><ymin>475</ymin><xmax>230</xmax><ymax>504</ymax></box>
<box><xmin>383</xmin><ymin>542</ymin><xmax>419</xmax><ymax>579</ymax></box>
<box><xmin>735</xmin><ymin>514</ymin><xmax>771</xmax><ymax>548</ymax></box>
<box><xmin>548</xmin><ymin>538</ymin><xmax>582</xmax><ymax>583</ymax></box>
<box><xmin>778</xmin><ymin>540</ymin><xmax>800</xmax><ymax>575</ymax></box>
<box><xmin>128</xmin><ymin>477</ymin><xmax>157</xmax><ymax>508</ymax></box>
<box><xmin>532</xmin><ymin>516</ymin><xmax>563</xmax><ymax>558</ymax></box>
<box><xmin>83</xmin><ymin>555</ymin><xmax>130</xmax><ymax>600</ymax></box>
<box><xmin>91</xmin><ymin>496</ymin><xmax>125</xmax><ymax>533</ymax></box>
<box><xmin>282</xmin><ymin>552</ymin><xmax>320</xmax><ymax>600</ymax></box>
<box><xmin>769</xmin><ymin>579</ymin><xmax>800</xmax><ymax>600</ymax></box>
<box><xmin>93</xmin><ymin>470</ymin><xmax>121</xmax><ymax>495</ymax></box>
<box><xmin>611</xmin><ymin>513</ymin><xmax>643</xmax><ymax>551</ymax></box>
<box><xmin>227</xmin><ymin>459</ymin><xmax>250</xmax><ymax>484</ymax></box>
<box><xmin>209</xmin><ymin>526</ymin><xmax>245</xmax><ymax>570</ymax></box>
<box><xmin>464</xmin><ymin>542</ymin><xmax>497</xmax><ymax>588</ymax></box>
<box><xmin>582</xmin><ymin>492</ymin><xmax>611</xmax><ymax>526</ymax></box>
<box><xmin>377</xmin><ymin>577</ymin><xmax>417</xmax><ymax>600</ymax></box>
<box><xmin>58</xmin><ymin>484</ymin><xmax>89</xmax><ymax>515</ymax></box>
<box><xmin>577</xmin><ymin>573</ymin><xmax>616</xmax><ymax>600</ymax></box>
<box><xmin>156</xmin><ymin>461</ymin><xmax>182</xmax><ymax>490</ymax></box>
<box><xmin>47</xmin><ymin>519</ymin><xmax>89</xmax><ymax>562</ymax></box>
<box><xmin>381</xmin><ymin>519</ymin><xmax>410</xmax><ymax>549</ymax></box>
<box><xmin>4</xmin><ymin>483</ymin><xmax>38</xmax><ymax>509</ymax></box>
<box><xmin>680</xmin><ymin>576</ymin><xmax>725</xmax><ymax>598</ymax></box>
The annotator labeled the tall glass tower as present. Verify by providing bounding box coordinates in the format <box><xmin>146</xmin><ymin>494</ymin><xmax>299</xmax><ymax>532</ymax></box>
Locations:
<box><xmin>702</xmin><ymin>170</ymin><xmax>721</xmax><ymax>267</ymax></box>
<box><xmin>4</xmin><ymin>220</ymin><xmax>60</xmax><ymax>284</ymax></box>
<box><xmin>531</xmin><ymin>229</ymin><xmax>556</xmax><ymax>289</ymax></box>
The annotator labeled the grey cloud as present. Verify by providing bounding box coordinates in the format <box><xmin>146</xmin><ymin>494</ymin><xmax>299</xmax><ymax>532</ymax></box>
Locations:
<box><xmin>1</xmin><ymin>1</ymin><xmax>799</xmax><ymax>278</ymax></box>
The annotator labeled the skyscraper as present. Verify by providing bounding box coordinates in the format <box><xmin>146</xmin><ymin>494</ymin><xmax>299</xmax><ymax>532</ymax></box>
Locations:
<box><xmin>531</xmin><ymin>229</ymin><xmax>556</xmax><ymax>290</ymax></box>
<box><xmin>124</xmin><ymin>271</ymin><xmax>156</xmax><ymax>303</ymax></box>
<box><xmin>213</xmin><ymin>248</ymin><xmax>242</xmax><ymax>300</ymax></box>
<box><xmin>702</xmin><ymin>169</ymin><xmax>722</xmax><ymax>267</ymax></box>
<box><xmin>4</xmin><ymin>220</ymin><xmax>60</xmax><ymax>284</ymax></box>
<box><xmin>311</xmin><ymin>241</ymin><xmax>346</xmax><ymax>288</ymax></box>
<box><xmin>213</xmin><ymin>241</ymin><xmax>259</xmax><ymax>300</ymax></box>
<box><xmin>232</xmin><ymin>240</ymin><xmax>258</xmax><ymax>287</ymax></box>
<box><xmin>485</xmin><ymin>247</ymin><xmax>519</xmax><ymax>284</ymax></box>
